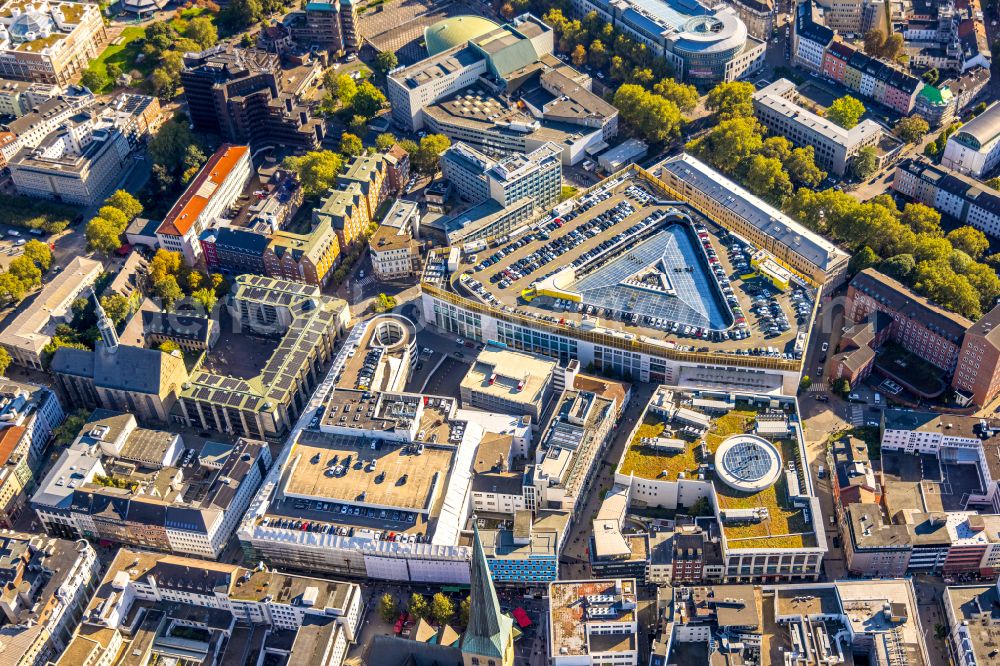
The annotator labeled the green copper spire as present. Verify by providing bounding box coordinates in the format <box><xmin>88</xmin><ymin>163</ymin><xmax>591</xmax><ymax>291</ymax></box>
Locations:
<box><xmin>461</xmin><ymin>524</ymin><xmax>513</xmax><ymax>659</ymax></box>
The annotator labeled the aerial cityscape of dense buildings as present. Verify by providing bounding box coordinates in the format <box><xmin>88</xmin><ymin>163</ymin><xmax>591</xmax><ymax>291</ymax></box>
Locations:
<box><xmin>0</xmin><ymin>0</ymin><xmax>996</xmax><ymax>663</ymax></box>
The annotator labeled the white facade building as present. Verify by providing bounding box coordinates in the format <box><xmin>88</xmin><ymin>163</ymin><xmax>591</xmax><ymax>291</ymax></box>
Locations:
<box><xmin>59</xmin><ymin>549</ymin><xmax>363</xmax><ymax>666</ymax></box>
<box><xmin>31</xmin><ymin>411</ymin><xmax>271</xmax><ymax>558</ymax></box>
<box><xmin>0</xmin><ymin>534</ymin><xmax>101</xmax><ymax>666</ymax></box>
<box><xmin>156</xmin><ymin>144</ymin><xmax>252</xmax><ymax>263</ymax></box>
<box><xmin>9</xmin><ymin>123</ymin><xmax>129</xmax><ymax>205</ymax></box>
<box><xmin>942</xmin><ymin>102</ymin><xmax>1000</xmax><ymax>177</ymax></box>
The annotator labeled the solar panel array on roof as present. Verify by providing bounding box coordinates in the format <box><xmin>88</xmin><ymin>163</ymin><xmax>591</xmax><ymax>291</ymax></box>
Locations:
<box><xmin>182</xmin><ymin>276</ymin><xmax>345</xmax><ymax>421</ymax></box>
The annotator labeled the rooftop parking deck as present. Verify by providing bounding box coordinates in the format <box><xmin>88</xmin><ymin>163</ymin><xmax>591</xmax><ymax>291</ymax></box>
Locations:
<box><xmin>283</xmin><ymin>430</ymin><xmax>454</xmax><ymax>512</ymax></box>
<box><xmin>333</xmin><ymin>315</ymin><xmax>414</xmax><ymax>393</ymax></box>
<box><xmin>445</xmin><ymin>171</ymin><xmax>817</xmax><ymax>361</ymax></box>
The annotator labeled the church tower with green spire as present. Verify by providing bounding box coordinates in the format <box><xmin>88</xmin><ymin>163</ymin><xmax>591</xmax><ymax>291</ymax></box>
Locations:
<box><xmin>461</xmin><ymin>525</ymin><xmax>515</xmax><ymax>666</ymax></box>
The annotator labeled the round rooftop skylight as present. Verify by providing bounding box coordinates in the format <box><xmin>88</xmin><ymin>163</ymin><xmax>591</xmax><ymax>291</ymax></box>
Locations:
<box><xmin>9</xmin><ymin>10</ymin><xmax>54</xmax><ymax>42</ymax></box>
<box><xmin>715</xmin><ymin>434</ymin><xmax>782</xmax><ymax>493</ymax></box>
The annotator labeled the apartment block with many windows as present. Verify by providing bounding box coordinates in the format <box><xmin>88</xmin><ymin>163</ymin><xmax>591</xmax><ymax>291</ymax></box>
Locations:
<box><xmin>155</xmin><ymin>144</ymin><xmax>252</xmax><ymax>264</ymax></box>
<box><xmin>56</xmin><ymin>548</ymin><xmax>363</xmax><ymax>666</ymax></box>
<box><xmin>893</xmin><ymin>158</ymin><xmax>1000</xmax><ymax>240</ymax></box>
<box><xmin>753</xmin><ymin>79</ymin><xmax>890</xmax><ymax>177</ymax></box>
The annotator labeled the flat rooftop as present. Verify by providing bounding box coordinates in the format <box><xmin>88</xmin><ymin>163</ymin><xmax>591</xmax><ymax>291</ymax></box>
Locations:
<box><xmin>391</xmin><ymin>45</ymin><xmax>483</xmax><ymax>89</ymax></box>
<box><xmin>461</xmin><ymin>347</ymin><xmax>555</xmax><ymax>406</ymax></box>
<box><xmin>618</xmin><ymin>388</ymin><xmax>816</xmax><ymax>550</ymax></box>
<box><xmin>283</xmin><ymin>430</ymin><xmax>454</xmax><ymax>512</ymax></box>
<box><xmin>334</xmin><ymin>315</ymin><xmax>415</xmax><ymax>393</ymax></box>
<box><xmin>86</xmin><ymin>548</ymin><xmax>356</xmax><ymax>619</ymax></box>
<box><xmin>437</xmin><ymin>169</ymin><xmax>817</xmax><ymax>363</ymax></box>
<box><xmin>549</xmin><ymin>579</ymin><xmax>636</xmax><ymax>657</ymax></box>
<box><xmin>880</xmin><ymin>449</ymin><xmax>979</xmax><ymax>514</ymax></box>
<box><xmin>321</xmin><ymin>390</ymin><xmax>461</xmax><ymax>445</ymax></box>
<box><xmin>946</xmin><ymin>584</ymin><xmax>1000</xmax><ymax>666</ymax></box>
<box><xmin>835</xmin><ymin>580</ymin><xmax>926</xmax><ymax>666</ymax></box>
<box><xmin>775</xmin><ymin>586</ymin><xmax>841</xmax><ymax>616</ymax></box>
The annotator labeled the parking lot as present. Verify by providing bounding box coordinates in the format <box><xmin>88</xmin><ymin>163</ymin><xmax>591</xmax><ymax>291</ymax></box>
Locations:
<box><xmin>452</xmin><ymin>173</ymin><xmax>817</xmax><ymax>359</ymax></box>
<box><xmin>0</xmin><ymin>228</ymin><xmax>43</xmax><ymax>269</ymax></box>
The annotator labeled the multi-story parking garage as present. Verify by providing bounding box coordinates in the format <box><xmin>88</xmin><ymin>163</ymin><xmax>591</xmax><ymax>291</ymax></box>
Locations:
<box><xmin>421</xmin><ymin>163</ymin><xmax>828</xmax><ymax>395</ymax></box>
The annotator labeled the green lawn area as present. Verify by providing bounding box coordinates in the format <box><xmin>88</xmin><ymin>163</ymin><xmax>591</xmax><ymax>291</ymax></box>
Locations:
<box><xmin>85</xmin><ymin>26</ymin><xmax>148</xmax><ymax>92</ymax></box>
<box><xmin>0</xmin><ymin>194</ymin><xmax>76</xmax><ymax>232</ymax></box>
<box><xmin>619</xmin><ymin>414</ymin><xmax>688</xmax><ymax>479</ymax></box>
<box><xmin>620</xmin><ymin>409</ymin><xmax>760</xmax><ymax>480</ymax></box>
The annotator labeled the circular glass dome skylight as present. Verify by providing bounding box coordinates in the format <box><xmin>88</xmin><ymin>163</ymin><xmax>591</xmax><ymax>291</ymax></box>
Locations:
<box><xmin>715</xmin><ymin>434</ymin><xmax>782</xmax><ymax>493</ymax></box>
<box><xmin>9</xmin><ymin>10</ymin><xmax>54</xmax><ymax>42</ymax></box>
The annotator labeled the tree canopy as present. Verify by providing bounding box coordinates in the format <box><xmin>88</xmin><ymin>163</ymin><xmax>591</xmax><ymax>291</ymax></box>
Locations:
<box><xmin>895</xmin><ymin>115</ymin><xmax>930</xmax><ymax>143</ymax></box>
<box><xmin>685</xmin><ymin>110</ymin><xmax>825</xmax><ymax>206</ymax></box>
<box><xmin>282</xmin><ymin>151</ymin><xmax>344</xmax><ymax>197</ymax></box>
<box><xmin>851</xmin><ymin>146</ymin><xmax>878</xmax><ymax>180</ymax></box>
<box><xmin>375</xmin><ymin>132</ymin><xmax>397</xmax><ymax>152</ymax></box>
<box><xmin>827</xmin><ymin>96</ymin><xmax>866</xmax><ymax>129</ymax></box>
<box><xmin>946</xmin><ymin>226</ymin><xmax>990</xmax><ymax>259</ymax></box>
<box><xmin>784</xmin><ymin>187</ymin><xmax>999</xmax><ymax>319</ymax></box>
<box><xmin>430</xmin><ymin>593</ymin><xmax>454</xmax><ymax>625</ymax></box>
<box><xmin>351</xmin><ymin>81</ymin><xmax>387</xmax><ymax>119</ymax></box>
<box><xmin>612</xmin><ymin>84</ymin><xmax>682</xmax><ymax>143</ymax></box>
<box><xmin>340</xmin><ymin>133</ymin><xmax>363</xmax><ymax>157</ymax></box>
<box><xmin>706</xmin><ymin>81</ymin><xmax>755</xmax><ymax>120</ymax></box>
<box><xmin>411</xmin><ymin>134</ymin><xmax>451</xmax><ymax>174</ymax></box>
<box><xmin>652</xmin><ymin>78</ymin><xmax>698</xmax><ymax>113</ymax></box>
<box><xmin>374</xmin><ymin>51</ymin><xmax>398</xmax><ymax>74</ymax></box>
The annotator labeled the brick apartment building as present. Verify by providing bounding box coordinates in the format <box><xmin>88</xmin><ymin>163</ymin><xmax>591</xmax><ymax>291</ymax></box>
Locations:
<box><xmin>954</xmin><ymin>307</ymin><xmax>1000</xmax><ymax>407</ymax></box>
<box><xmin>200</xmin><ymin>226</ymin><xmax>270</xmax><ymax>275</ymax></box>
<box><xmin>836</xmin><ymin>268</ymin><xmax>1000</xmax><ymax>407</ymax></box>
<box><xmin>846</xmin><ymin>268</ymin><xmax>970</xmax><ymax>372</ymax></box>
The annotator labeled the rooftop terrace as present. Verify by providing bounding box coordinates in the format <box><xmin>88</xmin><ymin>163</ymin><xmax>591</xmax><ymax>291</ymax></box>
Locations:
<box><xmin>549</xmin><ymin>579</ymin><xmax>636</xmax><ymax>657</ymax></box>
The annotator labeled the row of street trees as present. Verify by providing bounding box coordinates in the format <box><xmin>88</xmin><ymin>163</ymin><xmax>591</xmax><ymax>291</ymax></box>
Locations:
<box><xmin>686</xmin><ymin>82</ymin><xmax>828</xmax><ymax>205</ymax></box>
<box><xmin>0</xmin><ymin>240</ymin><xmax>52</xmax><ymax>308</ymax></box>
<box><xmin>786</xmin><ymin>189</ymin><xmax>999</xmax><ymax>319</ymax></box>
<box><xmin>379</xmin><ymin>592</ymin><xmax>471</xmax><ymax>628</ymax></box>
<box><xmin>85</xmin><ymin>190</ymin><xmax>145</xmax><ymax>255</ymax></box>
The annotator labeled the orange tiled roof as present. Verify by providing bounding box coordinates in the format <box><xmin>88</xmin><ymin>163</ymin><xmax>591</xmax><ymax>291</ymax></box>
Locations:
<box><xmin>0</xmin><ymin>425</ymin><xmax>26</xmax><ymax>467</ymax></box>
<box><xmin>157</xmin><ymin>144</ymin><xmax>249</xmax><ymax>237</ymax></box>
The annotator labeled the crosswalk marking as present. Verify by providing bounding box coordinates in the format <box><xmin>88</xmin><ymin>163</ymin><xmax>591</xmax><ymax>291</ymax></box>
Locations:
<box><xmin>349</xmin><ymin>275</ymin><xmax>374</xmax><ymax>289</ymax></box>
<box><xmin>849</xmin><ymin>405</ymin><xmax>863</xmax><ymax>426</ymax></box>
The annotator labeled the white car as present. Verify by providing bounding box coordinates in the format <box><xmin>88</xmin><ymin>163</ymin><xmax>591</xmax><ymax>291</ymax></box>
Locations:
<box><xmin>821</xmin><ymin>342</ymin><xmax>829</xmax><ymax>352</ymax></box>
